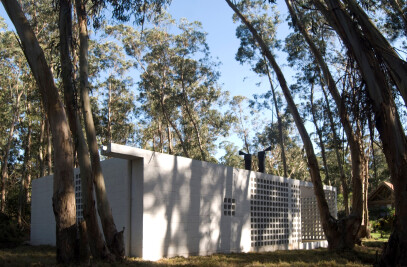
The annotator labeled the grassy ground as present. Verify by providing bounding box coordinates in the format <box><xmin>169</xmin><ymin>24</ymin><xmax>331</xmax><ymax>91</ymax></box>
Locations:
<box><xmin>0</xmin><ymin>239</ymin><xmax>384</xmax><ymax>267</ymax></box>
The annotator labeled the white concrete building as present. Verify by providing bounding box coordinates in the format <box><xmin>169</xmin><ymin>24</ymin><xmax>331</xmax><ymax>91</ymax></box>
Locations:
<box><xmin>31</xmin><ymin>143</ymin><xmax>337</xmax><ymax>261</ymax></box>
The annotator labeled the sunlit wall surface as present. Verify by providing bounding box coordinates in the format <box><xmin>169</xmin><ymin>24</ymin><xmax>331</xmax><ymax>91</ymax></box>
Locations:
<box><xmin>31</xmin><ymin>144</ymin><xmax>336</xmax><ymax>261</ymax></box>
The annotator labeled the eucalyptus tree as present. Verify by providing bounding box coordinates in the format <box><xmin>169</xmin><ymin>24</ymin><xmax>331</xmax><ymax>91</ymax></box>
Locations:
<box><xmin>89</xmin><ymin>38</ymin><xmax>136</xmax><ymax>145</ymax></box>
<box><xmin>1</xmin><ymin>0</ymin><xmax>77</xmax><ymax>262</ymax></box>
<box><xmin>58</xmin><ymin>0</ymin><xmax>112</xmax><ymax>260</ymax></box>
<box><xmin>226</xmin><ymin>0</ymin><xmax>365</xmax><ymax>250</ymax></box>
<box><xmin>219</xmin><ymin>141</ymin><xmax>244</xmax><ymax>168</ymax></box>
<box><xmin>0</xmin><ymin>24</ymin><xmax>25</xmax><ymax>213</ymax></box>
<box><xmin>229</xmin><ymin>95</ymin><xmax>260</xmax><ymax>157</ymax></box>
<box><xmin>137</xmin><ymin>16</ymin><xmax>233</xmax><ymax>161</ymax></box>
<box><xmin>285</xmin><ymin>0</ymin><xmax>386</xmax><ymax>243</ymax></box>
<box><xmin>17</xmin><ymin>87</ymin><xmax>35</xmax><ymax>226</ymax></box>
<box><xmin>1</xmin><ymin>6</ymin><xmax>55</xmax><ymax>223</ymax></box>
<box><xmin>310</xmin><ymin>81</ymin><xmax>331</xmax><ymax>185</ymax></box>
<box><xmin>306</xmin><ymin>0</ymin><xmax>407</xmax><ymax>263</ymax></box>
<box><xmin>74</xmin><ymin>0</ymin><xmax>171</xmax><ymax>259</ymax></box>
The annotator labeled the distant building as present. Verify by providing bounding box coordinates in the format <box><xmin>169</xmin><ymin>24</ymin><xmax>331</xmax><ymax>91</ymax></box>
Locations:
<box><xmin>30</xmin><ymin>143</ymin><xmax>337</xmax><ymax>261</ymax></box>
<box><xmin>368</xmin><ymin>181</ymin><xmax>394</xmax><ymax>218</ymax></box>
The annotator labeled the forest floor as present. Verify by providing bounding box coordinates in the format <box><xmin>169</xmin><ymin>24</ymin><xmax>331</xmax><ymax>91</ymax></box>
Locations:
<box><xmin>0</xmin><ymin>238</ymin><xmax>385</xmax><ymax>266</ymax></box>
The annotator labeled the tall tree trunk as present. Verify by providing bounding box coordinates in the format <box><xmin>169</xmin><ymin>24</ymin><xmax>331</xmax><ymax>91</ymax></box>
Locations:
<box><xmin>310</xmin><ymin>84</ymin><xmax>330</xmax><ymax>185</ymax></box>
<box><xmin>179</xmin><ymin>70</ymin><xmax>206</xmax><ymax>161</ymax></box>
<box><xmin>60</xmin><ymin>0</ymin><xmax>112</xmax><ymax>260</ymax></box>
<box><xmin>320</xmin><ymin>84</ymin><xmax>349</xmax><ymax>215</ymax></box>
<box><xmin>368</xmin><ymin>114</ymin><xmax>378</xmax><ymax>187</ymax></box>
<box><xmin>18</xmin><ymin>98</ymin><xmax>32</xmax><ymax>226</ymax></box>
<box><xmin>1</xmin><ymin>0</ymin><xmax>77</xmax><ymax>262</ymax></box>
<box><xmin>39</xmin><ymin>116</ymin><xmax>46</xmax><ymax>177</ymax></box>
<box><xmin>107</xmin><ymin>81</ymin><xmax>112</xmax><ymax>144</ymax></box>
<box><xmin>160</xmin><ymin>93</ymin><xmax>190</xmax><ymax>158</ymax></box>
<box><xmin>265</xmin><ymin>62</ymin><xmax>288</xmax><ymax>178</ymax></box>
<box><xmin>286</xmin><ymin>0</ymin><xmax>364</xmax><ymax>228</ymax></box>
<box><xmin>357</xmin><ymin>150</ymin><xmax>371</xmax><ymax>239</ymax></box>
<box><xmin>1</xmin><ymin>87</ymin><xmax>22</xmax><ymax>213</ymax></box>
<box><xmin>314</xmin><ymin>0</ymin><xmax>407</xmax><ymax>263</ymax></box>
<box><xmin>158</xmin><ymin>121</ymin><xmax>163</xmax><ymax>153</ymax></box>
<box><xmin>75</xmin><ymin>0</ymin><xmax>124</xmax><ymax>258</ymax></box>
<box><xmin>167</xmin><ymin>125</ymin><xmax>173</xmax><ymax>154</ymax></box>
<box><xmin>47</xmin><ymin>120</ymin><xmax>52</xmax><ymax>175</ymax></box>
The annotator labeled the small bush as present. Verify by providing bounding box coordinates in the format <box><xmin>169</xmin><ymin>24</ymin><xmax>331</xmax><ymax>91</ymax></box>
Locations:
<box><xmin>0</xmin><ymin>212</ymin><xmax>24</xmax><ymax>249</ymax></box>
<box><xmin>370</xmin><ymin>210</ymin><xmax>394</xmax><ymax>239</ymax></box>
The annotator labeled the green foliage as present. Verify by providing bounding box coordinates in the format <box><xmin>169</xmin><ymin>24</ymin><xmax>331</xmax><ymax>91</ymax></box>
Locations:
<box><xmin>256</xmin><ymin>116</ymin><xmax>308</xmax><ymax>180</ymax></box>
<box><xmin>130</xmin><ymin>15</ymin><xmax>234</xmax><ymax>160</ymax></box>
<box><xmin>89</xmin><ymin>36</ymin><xmax>137</xmax><ymax>145</ymax></box>
<box><xmin>90</xmin><ymin>0</ymin><xmax>171</xmax><ymax>27</ymax></box>
<box><xmin>370</xmin><ymin>207</ymin><xmax>395</xmax><ymax>235</ymax></box>
<box><xmin>219</xmin><ymin>141</ymin><xmax>243</xmax><ymax>168</ymax></box>
<box><xmin>0</xmin><ymin>213</ymin><xmax>24</xmax><ymax>249</ymax></box>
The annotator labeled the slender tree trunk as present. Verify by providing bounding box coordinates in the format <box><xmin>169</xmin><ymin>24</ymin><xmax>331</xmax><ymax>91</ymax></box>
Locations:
<box><xmin>47</xmin><ymin>120</ymin><xmax>52</xmax><ymax>175</ymax></box>
<box><xmin>167</xmin><ymin>125</ymin><xmax>173</xmax><ymax>154</ymax></box>
<box><xmin>235</xmin><ymin>102</ymin><xmax>251</xmax><ymax>154</ymax></box>
<box><xmin>357</xmin><ymin>150</ymin><xmax>371</xmax><ymax>239</ymax></box>
<box><xmin>75</xmin><ymin>0</ymin><xmax>124</xmax><ymax>258</ymax></box>
<box><xmin>107</xmin><ymin>81</ymin><xmax>112</xmax><ymax>144</ymax></box>
<box><xmin>60</xmin><ymin>0</ymin><xmax>112</xmax><ymax>260</ymax></box>
<box><xmin>1</xmin><ymin>0</ymin><xmax>77</xmax><ymax>262</ymax></box>
<box><xmin>160</xmin><ymin>93</ymin><xmax>190</xmax><ymax>158</ymax></box>
<box><xmin>39</xmin><ymin>116</ymin><xmax>45</xmax><ymax>177</ymax></box>
<box><xmin>310</xmin><ymin>84</ymin><xmax>330</xmax><ymax>185</ymax></box>
<box><xmin>320</xmin><ymin>84</ymin><xmax>349</xmax><ymax>215</ymax></box>
<box><xmin>265</xmin><ymin>62</ymin><xmax>288</xmax><ymax>178</ymax></box>
<box><xmin>179</xmin><ymin>71</ymin><xmax>206</xmax><ymax>161</ymax></box>
<box><xmin>314</xmin><ymin>0</ymin><xmax>407</xmax><ymax>263</ymax></box>
<box><xmin>286</xmin><ymin>0</ymin><xmax>364</xmax><ymax>225</ymax></box>
<box><xmin>18</xmin><ymin>99</ymin><xmax>32</xmax><ymax>226</ymax></box>
<box><xmin>1</xmin><ymin>88</ymin><xmax>23</xmax><ymax>212</ymax></box>
<box><xmin>368</xmin><ymin>114</ymin><xmax>378</xmax><ymax>187</ymax></box>
<box><xmin>158</xmin><ymin>122</ymin><xmax>163</xmax><ymax>153</ymax></box>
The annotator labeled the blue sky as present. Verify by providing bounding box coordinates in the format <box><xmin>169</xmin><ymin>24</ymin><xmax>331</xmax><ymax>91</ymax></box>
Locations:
<box><xmin>168</xmin><ymin>0</ymin><xmax>292</xmax><ymax>99</ymax></box>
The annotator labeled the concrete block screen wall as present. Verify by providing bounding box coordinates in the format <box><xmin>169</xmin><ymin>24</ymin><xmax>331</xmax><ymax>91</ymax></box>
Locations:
<box><xmin>31</xmin><ymin>143</ymin><xmax>336</xmax><ymax>260</ymax></box>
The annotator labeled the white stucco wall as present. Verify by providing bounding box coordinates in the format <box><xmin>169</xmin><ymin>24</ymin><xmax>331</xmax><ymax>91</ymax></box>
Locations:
<box><xmin>103</xmin><ymin>144</ymin><xmax>336</xmax><ymax>260</ymax></box>
<box><xmin>30</xmin><ymin>175</ymin><xmax>55</xmax><ymax>245</ymax></box>
<box><xmin>31</xmin><ymin>144</ymin><xmax>337</xmax><ymax>261</ymax></box>
<box><xmin>104</xmin><ymin>145</ymin><xmax>252</xmax><ymax>260</ymax></box>
<box><xmin>30</xmin><ymin>158</ymin><xmax>131</xmax><ymax>250</ymax></box>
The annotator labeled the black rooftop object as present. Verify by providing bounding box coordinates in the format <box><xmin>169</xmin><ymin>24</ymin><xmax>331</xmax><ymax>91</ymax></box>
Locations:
<box><xmin>258</xmin><ymin>146</ymin><xmax>271</xmax><ymax>173</ymax></box>
<box><xmin>238</xmin><ymin>151</ymin><xmax>252</xmax><ymax>171</ymax></box>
